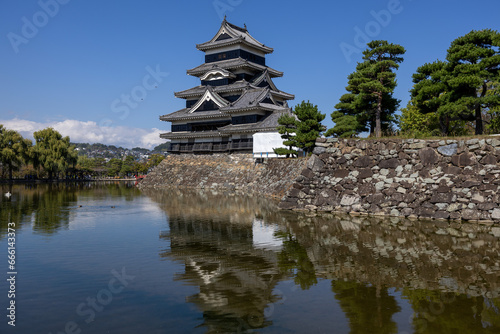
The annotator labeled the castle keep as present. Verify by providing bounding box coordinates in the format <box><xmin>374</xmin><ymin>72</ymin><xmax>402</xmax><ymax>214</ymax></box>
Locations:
<box><xmin>160</xmin><ymin>19</ymin><xmax>294</xmax><ymax>154</ymax></box>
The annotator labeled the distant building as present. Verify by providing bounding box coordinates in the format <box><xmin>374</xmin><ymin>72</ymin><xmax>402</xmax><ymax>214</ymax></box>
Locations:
<box><xmin>159</xmin><ymin>18</ymin><xmax>294</xmax><ymax>154</ymax></box>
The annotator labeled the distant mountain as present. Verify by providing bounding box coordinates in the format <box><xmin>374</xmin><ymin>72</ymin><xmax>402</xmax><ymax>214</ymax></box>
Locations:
<box><xmin>71</xmin><ymin>142</ymin><xmax>170</xmax><ymax>160</ymax></box>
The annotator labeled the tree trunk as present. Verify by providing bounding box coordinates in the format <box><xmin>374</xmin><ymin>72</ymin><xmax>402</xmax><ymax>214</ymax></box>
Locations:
<box><xmin>375</xmin><ymin>93</ymin><xmax>382</xmax><ymax>138</ymax></box>
<box><xmin>475</xmin><ymin>82</ymin><xmax>487</xmax><ymax>135</ymax></box>
<box><xmin>439</xmin><ymin>115</ymin><xmax>449</xmax><ymax>136</ymax></box>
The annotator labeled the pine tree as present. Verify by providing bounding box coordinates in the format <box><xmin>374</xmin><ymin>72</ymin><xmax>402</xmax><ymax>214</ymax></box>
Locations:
<box><xmin>327</xmin><ymin>40</ymin><xmax>405</xmax><ymax>138</ymax></box>
<box><xmin>273</xmin><ymin>113</ymin><xmax>297</xmax><ymax>158</ymax></box>
<box><xmin>445</xmin><ymin>29</ymin><xmax>500</xmax><ymax>135</ymax></box>
<box><xmin>293</xmin><ymin>101</ymin><xmax>325</xmax><ymax>153</ymax></box>
<box><xmin>411</xmin><ymin>29</ymin><xmax>500</xmax><ymax>135</ymax></box>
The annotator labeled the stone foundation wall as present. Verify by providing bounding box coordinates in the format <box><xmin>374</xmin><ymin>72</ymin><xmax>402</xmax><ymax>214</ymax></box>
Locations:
<box><xmin>138</xmin><ymin>153</ymin><xmax>307</xmax><ymax>199</ymax></box>
<box><xmin>280</xmin><ymin>137</ymin><xmax>500</xmax><ymax>222</ymax></box>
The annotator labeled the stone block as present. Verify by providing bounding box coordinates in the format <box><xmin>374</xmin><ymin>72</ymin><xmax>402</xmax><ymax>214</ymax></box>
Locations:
<box><xmin>435</xmin><ymin>211</ymin><xmax>451</xmax><ymax>220</ymax></box>
<box><xmin>462</xmin><ymin>209</ymin><xmax>481</xmax><ymax>221</ymax></box>
<box><xmin>409</xmin><ymin>142</ymin><xmax>427</xmax><ymax>149</ymax></box>
<box><xmin>358</xmin><ymin>183</ymin><xmax>376</xmax><ymax>196</ymax></box>
<box><xmin>307</xmin><ymin>154</ymin><xmax>325</xmax><ymax>172</ymax></box>
<box><xmin>379</xmin><ymin>158</ymin><xmax>400</xmax><ymax>169</ymax></box>
<box><xmin>419</xmin><ymin>147</ymin><xmax>440</xmax><ymax>166</ymax></box>
<box><xmin>451</xmin><ymin>152</ymin><xmax>477</xmax><ymax>167</ymax></box>
<box><xmin>313</xmin><ymin>146</ymin><xmax>327</xmax><ymax>155</ymax></box>
<box><xmin>333</xmin><ymin>169</ymin><xmax>349</xmax><ymax>178</ymax></box>
<box><xmin>480</xmin><ymin>154</ymin><xmax>497</xmax><ymax>165</ymax></box>
<box><xmin>478</xmin><ymin>203</ymin><xmax>496</xmax><ymax>210</ymax></box>
<box><xmin>367</xmin><ymin>193</ymin><xmax>385</xmax><ymax>204</ymax></box>
<box><xmin>430</xmin><ymin>192</ymin><xmax>454</xmax><ymax>203</ymax></box>
<box><xmin>401</xmin><ymin>208</ymin><xmax>413</xmax><ymax>216</ymax></box>
<box><xmin>340</xmin><ymin>195</ymin><xmax>360</xmax><ymax>206</ymax></box>
<box><xmin>414</xmin><ymin>207</ymin><xmax>435</xmax><ymax>218</ymax></box>
<box><xmin>353</xmin><ymin>156</ymin><xmax>373</xmax><ymax>168</ymax></box>
<box><xmin>437</xmin><ymin>143</ymin><xmax>458</xmax><ymax>156</ymax></box>
<box><xmin>301</xmin><ymin>168</ymin><xmax>315</xmax><ymax>179</ymax></box>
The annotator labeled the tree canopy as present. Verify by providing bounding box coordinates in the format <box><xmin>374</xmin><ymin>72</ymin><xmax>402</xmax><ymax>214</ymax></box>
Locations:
<box><xmin>327</xmin><ymin>40</ymin><xmax>405</xmax><ymax>138</ymax></box>
<box><xmin>32</xmin><ymin>128</ymin><xmax>78</xmax><ymax>179</ymax></box>
<box><xmin>293</xmin><ymin>101</ymin><xmax>325</xmax><ymax>153</ymax></box>
<box><xmin>410</xmin><ymin>29</ymin><xmax>500</xmax><ymax>135</ymax></box>
<box><xmin>0</xmin><ymin>125</ymin><xmax>32</xmax><ymax>179</ymax></box>
<box><xmin>274</xmin><ymin>112</ymin><xmax>298</xmax><ymax>158</ymax></box>
<box><xmin>273</xmin><ymin>101</ymin><xmax>325</xmax><ymax>157</ymax></box>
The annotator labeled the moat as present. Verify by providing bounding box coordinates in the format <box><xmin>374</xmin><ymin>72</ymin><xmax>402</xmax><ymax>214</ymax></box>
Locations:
<box><xmin>1</xmin><ymin>182</ymin><xmax>500</xmax><ymax>333</ymax></box>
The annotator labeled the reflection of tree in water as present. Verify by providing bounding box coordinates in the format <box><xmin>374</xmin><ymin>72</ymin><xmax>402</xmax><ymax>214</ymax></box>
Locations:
<box><xmin>0</xmin><ymin>185</ymin><xmax>34</xmax><ymax>238</ymax></box>
<box><xmin>281</xmin><ymin>213</ymin><xmax>500</xmax><ymax>333</ymax></box>
<box><xmin>331</xmin><ymin>280</ymin><xmax>400</xmax><ymax>334</ymax></box>
<box><xmin>31</xmin><ymin>184</ymin><xmax>77</xmax><ymax>234</ymax></box>
<box><xmin>277</xmin><ymin>233</ymin><xmax>317</xmax><ymax>290</ymax></box>
<box><xmin>1</xmin><ymin>182</ymin><xmax>138</xmax><ymax>236</ymax></box>
<box><xmin>160</xmin><ymin>215</ymin><xmax>283</xmax><ymax>333</ymax></box>
<box><xmin>403</xmin><ymin>289</ymin><xmax>500</xmax><ymax>333</ymax></box>
<box><xmin>146</xmin><ymin>187</ymin><xmax>500</xmax><ymax>332</ymax></box>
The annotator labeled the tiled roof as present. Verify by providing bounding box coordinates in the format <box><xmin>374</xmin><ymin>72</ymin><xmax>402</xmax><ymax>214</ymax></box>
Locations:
<box><xmin>219</xmin><ymin>109</ymin><xmax>293</xmax><ymax>133</ymax></box>
<box><xmin>196</xmin><ymin>19</ymin><xmax>273</xmax><ymax>54</ymax></box>
<box><xmin>220</xmin><ymin>88</ymin><xmax>290</xmax><ymax>113</ymax></box>
<box><xmin>175</xmin><ymin>79</ymin><xmax>294</xmax><ymax>101</ymax></box>
<box><xmin>187</xmin><ymin>58</ymin><xmax>283</xmax><ymax>78</ymax></box>
<box><xmin>160</xmin><ymin>130</ymin><xmax>226</xmax><ymax>140</ymax></box>
<box><xmin>159</xmin><ymin>108</ymin><xmax>229</xmax><ymax>122</ymax></box>
<box><xmin>174</xmin><ymin>80</ymin><xmax>251</xmax><ymax>98</ymax></box>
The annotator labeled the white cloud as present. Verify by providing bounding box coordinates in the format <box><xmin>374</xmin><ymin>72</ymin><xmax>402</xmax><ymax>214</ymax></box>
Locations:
<box><xmin>0</xmin><ymin>118</ymin><xmax>166</xmax><ymax>149</ymax></box>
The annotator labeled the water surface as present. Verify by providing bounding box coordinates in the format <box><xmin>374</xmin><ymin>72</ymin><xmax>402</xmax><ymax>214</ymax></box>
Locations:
<box><xmin>1</xmin><ymin>182</ymin><xmax>500</xmax><ymax>333</ymax></box>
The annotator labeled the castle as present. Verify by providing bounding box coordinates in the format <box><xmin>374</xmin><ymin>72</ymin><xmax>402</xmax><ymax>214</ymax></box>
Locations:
<box><xmin>160</xmin><ymin>18</ymin><xmax>294</xmax><ymax>155</ymax></box>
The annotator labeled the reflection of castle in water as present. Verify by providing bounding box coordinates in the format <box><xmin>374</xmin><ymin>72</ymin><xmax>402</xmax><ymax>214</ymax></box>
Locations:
<box><xmin>149</xmin><ymin>188</ymin><xmax>284</xmax><ymax>332</ymax></box>
<box><xmin>147</xmin><ymin>188</ymin><xmax>500</xmax><ymax>333</ymax></box>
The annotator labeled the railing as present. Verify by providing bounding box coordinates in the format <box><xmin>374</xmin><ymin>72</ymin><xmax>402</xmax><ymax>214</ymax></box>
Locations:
<box><xmin>193</xmin><ymin>143</ymin><xmax>213</xmax><ymax>151</ymax></box>
<box><xmin>168</xmin><ymin>141</ymin><xmax>253</xmax><ymax>153</ymax></box>
<box><xmin>231</xmin><ymin>141</ymin><xmax>253</xmax><ymax>150</ymax></box>
<box><xmin>213</xmin><ymin>143</ymin><xmax>229</xmax><ymax>151</ymax></box>
<box><xmin>179</xmin><ymin>144</ymin><xmax>194</xmax><ymax>152</ymax></box>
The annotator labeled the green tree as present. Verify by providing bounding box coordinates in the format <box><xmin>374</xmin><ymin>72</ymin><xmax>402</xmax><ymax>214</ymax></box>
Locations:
<box><xmin>487</xmin><ymin>81</ymin><xmax>500</xmax><ymax>133</ymax></box>
<box><xmin>326</xmin><ymin>110</ymin><xmax>359</xmax><ymax>138</ymax></box>
<box><xmin>410</xmin><ymin>60</ymin><xmax>453</xmax><ymax>135</ymax></box>
<box><xmin>120</xmin><ymin>156</ymin><xmax>135</xmax><ymax>177</ymax></box>
<box><xmin>399</xmin><ymin>100</ymin><xmax>440</xmax><ymax>137</ymax></box>
<box><xmin>107</xmin><ymin>158</ymin><xmax>122</xmax><ymax>177</ymax></box>
<box><xmin>327</xmin><ymin>40</ymin><xmax>405</xmax><ymax>138</ymax></box>
<box><xmin>31</xmin><ymin>128</ymin><xmax>77</xmax><ymax>179</ymax></box>
<box><xmin>153</xmin><ymin>142</ymin><xmax>171</xmax><ymax>152</ymax></box>
<box><xmin>293</xmin><ymin>101</ymin><xmax>325</xmax><ymax>153</ymax></box>
<box><xmin>0</xmin><ymin>125</ymin><xmax>32</xmax><ymax>179</ymax></box>
<box><xmin>411</xmin><ymin>30</ymin><xmax>500</xmax><ymax>135</ymax></box>
<box><xmin>273</xmin><ymin>112</ymin><xmax>297</xmax><ymax>158</ymax></box>
<box><xmin>146</xmin><ymin>154</ymin><xmax>165</xmax><ymax>170</ymax></box>
<box><xmin>132</xmin><ymin>161</ymin><xmax>148</xmax><ymax>175</ymax></box>
<box><xmin>445</xmin><ymin>29</ymin><xmax>500</xmax><ymax>135</ymax></box>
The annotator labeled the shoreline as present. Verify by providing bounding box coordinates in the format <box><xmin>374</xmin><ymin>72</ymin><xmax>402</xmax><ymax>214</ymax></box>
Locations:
<box><xmin>0</xmin><ymin>178</ymin><xmax>138</xmax><ymax>184</ymax></box>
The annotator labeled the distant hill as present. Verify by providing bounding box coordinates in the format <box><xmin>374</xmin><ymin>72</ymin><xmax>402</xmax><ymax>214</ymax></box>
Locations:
<box><xmin>71</xmin><ymin>142</ymin><xmax>170</xmax><ymax>160</ymax></box>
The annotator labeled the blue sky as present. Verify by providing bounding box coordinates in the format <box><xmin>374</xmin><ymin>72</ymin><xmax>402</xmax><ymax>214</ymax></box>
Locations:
<box><xmin>1</xmin><ymin>0</ymin><xmax>499</xmax><ymax>149</ymax></box>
